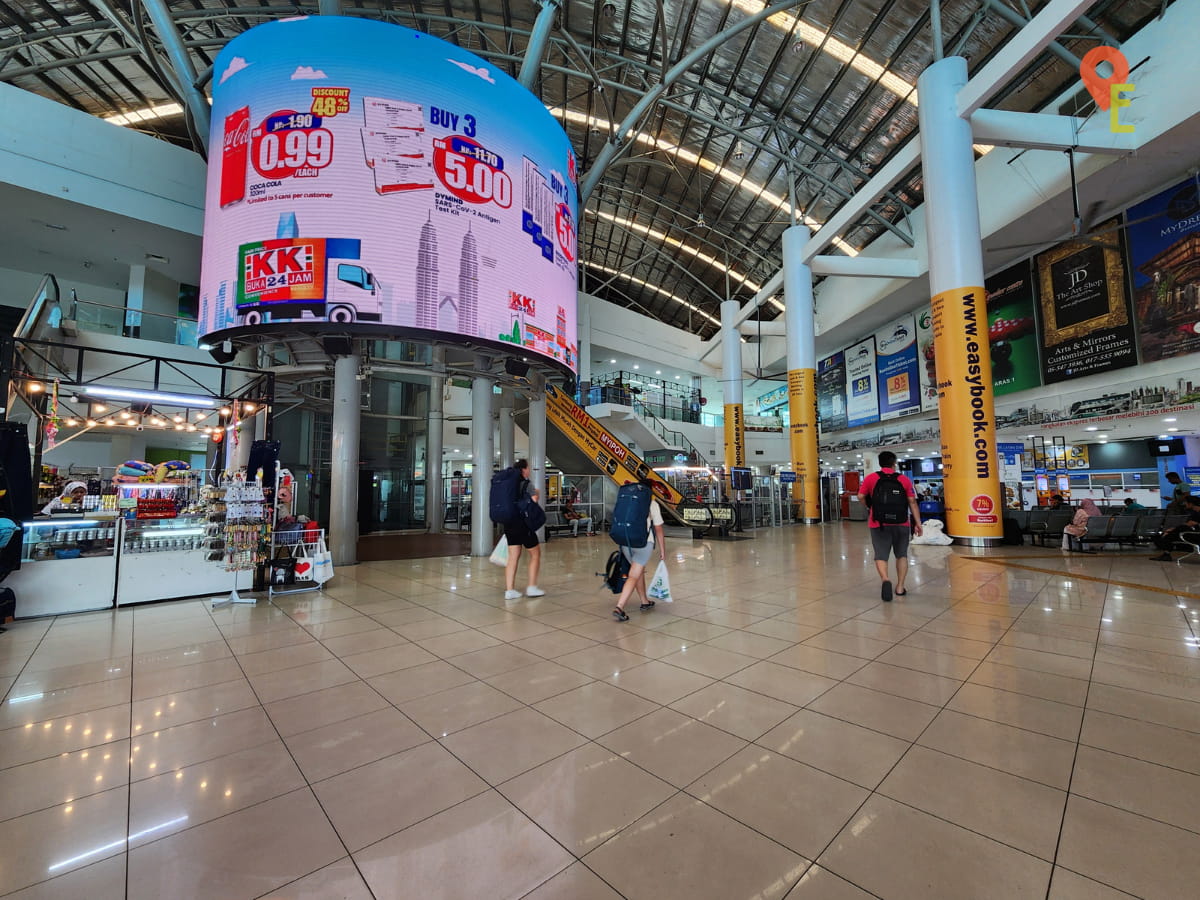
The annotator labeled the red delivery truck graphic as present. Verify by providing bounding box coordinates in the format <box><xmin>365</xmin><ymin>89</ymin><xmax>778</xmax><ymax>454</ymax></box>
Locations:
<box><xmin>236</xmin><ymin>237</ymin><xmax>384</xmax><ymax>325</ymax></box>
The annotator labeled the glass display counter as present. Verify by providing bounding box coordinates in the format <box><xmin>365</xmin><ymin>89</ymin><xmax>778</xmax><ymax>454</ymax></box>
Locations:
<box><xmin>117</xmin><ymin>515</ymin><xmax>237</xmax><ymax>605</ymax></box>
<box><xmin>8</xmin><ymin>518</ymin><xmax>120</xmax><ymax>616</ymax></box>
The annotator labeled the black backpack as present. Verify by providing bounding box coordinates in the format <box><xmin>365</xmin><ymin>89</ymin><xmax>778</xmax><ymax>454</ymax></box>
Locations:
<box><xmin>870</xmin><ymin>472</ymin><xmax>909</xmax><ymax>525</ymax></box>
<box><xmin>599</xmin><ymin>550</ymin><xmax>631</xmax><ymax>594</ymax></box>
<box><xmin>489</xmin><ymin>468</ymin><xmax>522</xmax><ymax>524</ymax></box>
<box><xmin>610</xmin><ymin>483</ymin><xmax>653</xmax><ymax>548</ymax></box>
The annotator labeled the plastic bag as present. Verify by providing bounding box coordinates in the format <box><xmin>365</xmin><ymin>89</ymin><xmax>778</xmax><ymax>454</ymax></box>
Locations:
<box><xmin>646</xmin><ymin>560</ymin><xmax>673</xmax><ymax>601</ymax></box>
<box><xmin>313</xmin><ymin>537</ymin><xmax>334</xmax><ymax>584</ymax></box>
<box><xmin>489</xmin><ymin>535</ymin><xmax>509</xmax><ymax>566</ymax></box>
<box><xmin>910</xmin><ymin>519</ymin><xmax>953</xmax><ymax>545</ymax></box>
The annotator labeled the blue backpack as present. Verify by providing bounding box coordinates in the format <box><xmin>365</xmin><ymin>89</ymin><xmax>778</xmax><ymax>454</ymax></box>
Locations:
<box><xmin>610</xmin><ymin>483</ymin><xmax>653</xmax><ymax>549</ymax></box>
<box><xmin>490</xmin><ymin>468</ymin><xmax>522</xmax><ymax>524</ymax></box>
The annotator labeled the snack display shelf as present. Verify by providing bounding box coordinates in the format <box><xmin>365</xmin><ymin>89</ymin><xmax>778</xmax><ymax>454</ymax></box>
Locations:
<box><xmin>117</xmin><ymin>515</ymin><xmax>238</xmax><ymax>606</ymax></box>
<box><xmin>8</xmin><ymin>518</ymin><xmax>119</xmax><ymax>617</ymax></box>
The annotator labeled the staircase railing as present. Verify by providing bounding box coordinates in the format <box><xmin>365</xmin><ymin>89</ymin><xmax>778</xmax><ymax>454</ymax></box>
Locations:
<box><xmin>632</xmin><ymin>398</ymin><xmax>710</xmax><ymax>467</ymax></box>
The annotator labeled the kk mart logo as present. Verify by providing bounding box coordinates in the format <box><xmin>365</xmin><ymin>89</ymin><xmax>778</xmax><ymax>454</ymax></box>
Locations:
<box><xmin>1080</xmin><ymin>46</ymin><xmax>1134</xmax><ymax>133</ymax></box>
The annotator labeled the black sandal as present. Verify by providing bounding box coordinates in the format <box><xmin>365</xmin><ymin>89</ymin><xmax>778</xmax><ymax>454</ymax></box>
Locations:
<box><xmin>612</xmin><ymin>607</ymin><xmax>630</xmax><ymax>621</ymax></box>
<box><xmin>639</xmin><ymin>600</ymin><xmax>656</xmax><ymax>611</ymax></box>
<box><xmin>895</xmin><ymin>589</ymin><xmax>908</xmax><ymax>596</ymax></box>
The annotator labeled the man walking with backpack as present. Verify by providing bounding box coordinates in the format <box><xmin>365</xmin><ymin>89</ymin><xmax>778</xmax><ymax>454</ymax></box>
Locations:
<box><xmin>857</xmin><ymin>451</ymin><xmax>923</xmax><ymax>602</ymax></box>
<box><xmin>490</xmin><ymin>459</ymin><xmax>546</xmax><ymax>601</ymax></box>
<box><xmin>610</xmin><ymin>479</ymin><xmax>666</xmax><ymax>621</ymax></box>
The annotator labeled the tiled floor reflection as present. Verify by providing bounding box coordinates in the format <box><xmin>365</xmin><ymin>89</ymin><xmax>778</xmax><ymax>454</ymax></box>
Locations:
<box><xmin>2</xmin><ymin>527</ymin><xmax>1200</xmax><ymax>898</ymax></box>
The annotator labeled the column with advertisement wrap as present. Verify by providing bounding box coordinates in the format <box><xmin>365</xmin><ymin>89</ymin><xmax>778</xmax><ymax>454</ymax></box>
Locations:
<box><xmin>720</xmin><ymin>300</ymin><xmax>746</xmax><ymax>488</ymax></box>
<box><xmin>783</xmin><ymin>226</ymin><xmax>820</xmax><ymax>523</ymax></box>
<box><xmin>918</xmin><ymin>57</ymin><xmax>1002</xmax><ymax>544</ymax></box>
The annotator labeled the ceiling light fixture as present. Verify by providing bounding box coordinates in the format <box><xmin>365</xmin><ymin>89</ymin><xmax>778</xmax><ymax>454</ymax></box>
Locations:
<box><xmin>584</xmin><ymin>261</ymin><xmax>722</xmax><ymax>328</ymax></box>
<box><xmin>83</xmin><ymin>386</ymin><xmax>215</xmax><ymax>407</ymax></box>
<box><xmin>553</xmin><ymin>108</ymin><xmax>859</xmax><ymax>262</ymax></box>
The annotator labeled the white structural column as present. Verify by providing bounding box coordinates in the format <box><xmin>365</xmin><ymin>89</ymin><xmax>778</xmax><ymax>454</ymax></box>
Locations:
<box><xmin>720</xmin><ymin>300</ymin><xmax>745</xmax><ymax>489</ymax></box>
<box><xmin>919</xmin><ymin>56</ymin><xmax>1003</xmax><ymax>546</ymax></box>
<box><xmin>528</xmin><ymin>386</ymin><xmax>547</xmax><ymax>540</ymax></box>
<box><xmin>427</xmin><ymin>348</ymin><xmax>445</xmax><ymax>534</ymax></box>
<box><xmin>232</xmin><ymin>347</ymin><xmax>256</xmax><ymax>473</ymax></box>
<box><xmin>470</xmin><ymin>359</ymin><xmax>494</xmax><ymax>557</ymax></box>
<box><xmin>578</xmin><ymin>297</ymin><xmax>592</xmax><ymax>394</ymax></box>
<box><xmin>782</xmin><ymin>225</ymin><xmax>820</xmax><ymax>524</ymax></box>
<box><xmin>329</xmin><ymin>352</ymin><xmax>360</xmax><ymax>565</ymax></box>
<box><xmin>498</xmin><ymin>393</ymin><xmax>515</xmax><ymax>469</ymax></box>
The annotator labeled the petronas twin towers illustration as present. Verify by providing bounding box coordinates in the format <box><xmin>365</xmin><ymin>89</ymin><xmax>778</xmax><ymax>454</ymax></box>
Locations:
<box><xmin>416</xmin><ymin>214</ymin><xmax>479</xmax><ymax>335</ymax></box>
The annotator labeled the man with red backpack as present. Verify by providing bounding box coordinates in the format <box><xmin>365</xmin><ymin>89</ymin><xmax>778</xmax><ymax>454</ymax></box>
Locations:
<box><xmin>857</xmin><ymin>451</ymin><xmax>924</xmax><ymax>602</ymax></box>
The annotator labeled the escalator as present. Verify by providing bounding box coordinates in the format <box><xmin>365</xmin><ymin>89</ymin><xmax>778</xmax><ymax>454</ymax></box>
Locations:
<box><xmin>515</xmin><ymin>384</ymin><xmax>688</xmax><ymax>521</ymax></box>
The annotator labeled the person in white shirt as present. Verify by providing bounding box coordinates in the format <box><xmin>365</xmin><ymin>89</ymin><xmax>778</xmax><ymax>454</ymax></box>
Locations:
<box><xmin>612</xmin><ymin>484</ymin><xmax>666</xmax><ymax>621</ymax></box>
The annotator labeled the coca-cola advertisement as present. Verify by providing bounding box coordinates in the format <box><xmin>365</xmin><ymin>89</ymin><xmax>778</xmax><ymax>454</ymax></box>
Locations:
<box><xmin>219</xmin><ymin>106</ymin><xmax>250</xmax><ymax>207</ymax></box>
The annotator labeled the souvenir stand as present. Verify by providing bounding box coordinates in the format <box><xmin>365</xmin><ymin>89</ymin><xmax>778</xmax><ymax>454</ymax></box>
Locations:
<box><xmin>267</xmin><ymin>468</ymin><xmax>326</xmax><ymax>598</ymax></box>
<box><xmin>211</xmin><ymin>475</ymin><xmax>269</xmax><ymax>606</ymax></box>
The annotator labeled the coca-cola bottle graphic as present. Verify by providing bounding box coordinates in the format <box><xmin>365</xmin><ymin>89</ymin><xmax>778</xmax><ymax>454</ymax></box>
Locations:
<box><xmin>219</xmin><ymin>106</ymin><xmax>251</xmax><ymax>207</ymax></box>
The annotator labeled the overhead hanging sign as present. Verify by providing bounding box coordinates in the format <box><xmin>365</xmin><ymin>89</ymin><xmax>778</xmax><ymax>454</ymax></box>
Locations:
<box><xmin>199</xmin><ymin>16</ymin><xmax>578</xmax><ymax>373</ymax></box>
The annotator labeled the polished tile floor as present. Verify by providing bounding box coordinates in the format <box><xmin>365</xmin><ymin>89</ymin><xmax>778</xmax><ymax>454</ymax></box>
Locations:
<box><xmin>2</xmin><ymin>525</ymin><xmax>1200</xmax><ymax>899</ymax></box>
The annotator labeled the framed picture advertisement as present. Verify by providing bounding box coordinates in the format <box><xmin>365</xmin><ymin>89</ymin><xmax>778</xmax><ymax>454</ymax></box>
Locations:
<box><xmin>1035</xmin><ymin>220</ymin><xmax>1138</xmax><ymax>385</ymax></box>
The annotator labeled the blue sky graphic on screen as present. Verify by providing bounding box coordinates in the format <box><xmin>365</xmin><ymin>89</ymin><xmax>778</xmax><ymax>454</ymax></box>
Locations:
<box><xmin>199</xmin><ymin>16</ymin><xmax>579</xmax><ymax>372</ymax></box>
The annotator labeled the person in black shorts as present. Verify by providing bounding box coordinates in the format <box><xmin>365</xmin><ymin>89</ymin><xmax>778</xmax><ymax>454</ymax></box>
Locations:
<box><xmin>857</xmin><ymin>451</ymin><xmax>924</xmax><ymax>601</ymax></box>
<box><xmin>504</xmin><ymin>459</ymin><xmax>545</xmax><ymax>600</ymax></box>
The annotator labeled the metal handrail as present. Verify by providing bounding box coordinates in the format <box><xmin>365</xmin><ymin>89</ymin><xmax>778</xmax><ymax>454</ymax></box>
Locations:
<box><xmin>68</xmin><ymin>295</ymin><xmax>200</xmax><ymax>347</ymax></box>
<box><xmin>632</xmin><ymin>398</ymin><xmax>710</xmax><ymax>467</ymax></box>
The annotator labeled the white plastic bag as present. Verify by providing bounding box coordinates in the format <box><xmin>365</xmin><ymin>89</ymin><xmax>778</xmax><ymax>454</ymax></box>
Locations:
<box><xmin>910</xmin><ymin>519</ymin><xmax>953</xmax><ymax>546</ymax></box>
<box><xmin>646</xmin><ymin>560</ymin><xmax>673</xmax><ymax>601</ymax></box>
<box><xmin>489</xmin><ymin>535</ymin><xmax>509</xmax><ymax>566</ymax></box>
<box><xmin>312</xmin><ymin>537</ymin><xmax>335</xmax><ymax>584</ymax></box>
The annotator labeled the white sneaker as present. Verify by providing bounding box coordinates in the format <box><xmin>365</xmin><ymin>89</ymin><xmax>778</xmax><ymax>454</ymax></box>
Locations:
<box><xmin>525</xmin><ymin>586</ymin><xmax>546</xmax><ymax>597</ymax></box>
<box><xmin>504</xmin><ymin>589</ymin><xmax>522</xmax><ymax>601</ymax></box>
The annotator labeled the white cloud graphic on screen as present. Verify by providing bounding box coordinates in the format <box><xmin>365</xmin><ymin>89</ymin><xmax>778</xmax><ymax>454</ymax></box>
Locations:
<box><xmin>291</xmin><ymin>66</ymin><xmax>328</xmax><ymax>80</ymax></box>
<box><xmin>447</xmin><ymin>59</ymin><xmax>495</xmax><ymax>84</ymax></box>
<box><xmin>219</xmin><ymin>57</ymin><xmax>250</xmax><ymax>84</ymax></box>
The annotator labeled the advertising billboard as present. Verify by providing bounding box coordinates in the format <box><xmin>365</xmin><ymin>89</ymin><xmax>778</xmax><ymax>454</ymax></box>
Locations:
<box><xmin>845</xmin><ymin>338</ymin><xmax>879</xmax><ymax>427</ymax></box>
<box><xmin>1034</xmin><ymin>220</ymin><xmax>1137</xmax><ymax>385</ymax></box>
<box><xmin>985</xmin><ymin>260</ymin><xmax>1040</xmax><ymax>396</ymax></box>
<box><xmin>873</xmin><ymin>313</ymin><xmax>920</xmax><ymax>420</ymax></box>
<box><xmin>816</xmin><ymin>351</ymin><xmax>847</xmax><ymax>430</ymax></box>
<box><xmin>200</xmin><ymin>16</ymin><xmax>579</xmax><ymax>373</ymax></box>
<box><xmin>1127</xmin><ymin>177</ymin><xmax>1200</xmax><ymax>363</ymax></box>
<box><xmin>915</xmin><ymin>309</ymin><xmax>939</xmax><ymax>412</ymax></box>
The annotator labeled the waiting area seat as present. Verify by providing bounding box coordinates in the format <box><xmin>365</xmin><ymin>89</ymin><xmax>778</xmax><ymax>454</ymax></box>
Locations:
<box><xmin>1030</xmin><ymin>510</ymin><xmax>1074</xmax><ymax>547</ymax></box>
<box><xmin>1025</xmin><ymin>508</ymin><xmax>1178</xmax><ymax>552</ymax></box>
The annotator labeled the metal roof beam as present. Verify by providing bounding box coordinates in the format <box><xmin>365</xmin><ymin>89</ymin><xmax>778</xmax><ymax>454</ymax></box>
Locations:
<box><xmin>804</xmin><ymin>0</ymin><xmax>1097</xmax><ymax>263</ymax></box>
<box><xmin>580</xmin><ymin>0</ymin><xmax>810</xmax><ymax>204</ymax></box>
<box><xmin>138</xmin><ymin>0</ymin><xmax>210</xmax><ymax>151</ymax></box>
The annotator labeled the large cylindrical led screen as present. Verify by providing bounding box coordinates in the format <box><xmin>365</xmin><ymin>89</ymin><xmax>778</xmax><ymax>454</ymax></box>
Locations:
<box><xmin>200</xmin><ymin>16</ymin><xmax>579</xmax><ymax>373</ymax></box>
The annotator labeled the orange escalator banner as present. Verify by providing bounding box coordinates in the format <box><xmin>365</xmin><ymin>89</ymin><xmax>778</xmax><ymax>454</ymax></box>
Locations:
<box><xmin>544</xmin><ymin>383</ymin><xmax>685</xmax><ymax>510</ymax></box>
